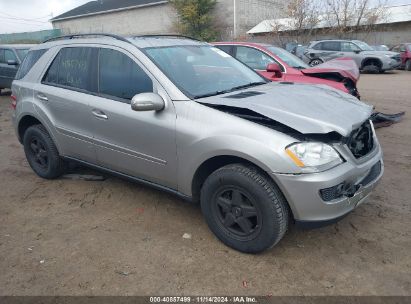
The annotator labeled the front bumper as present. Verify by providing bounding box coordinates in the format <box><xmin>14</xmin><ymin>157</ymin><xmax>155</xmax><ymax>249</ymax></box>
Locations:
<box><xmin>382</xmin><ymin>59</ymin><xmax>401</xmax><ymax>71</ymax></box>
<box><xmin>272</xmin><ymin>145</ymin><xmax>383</xmax><ymax>225</ymax></box>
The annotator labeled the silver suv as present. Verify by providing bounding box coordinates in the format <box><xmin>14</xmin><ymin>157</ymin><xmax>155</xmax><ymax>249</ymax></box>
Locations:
<box><xmin>304</xmin><ymin>39</ymin><xmax>400</xmax><ymax>72</ymax></box>
<box><xmin>11</xmin><ymin>34</ymin><xmax>383</xmax><ymax>253</ymax></box>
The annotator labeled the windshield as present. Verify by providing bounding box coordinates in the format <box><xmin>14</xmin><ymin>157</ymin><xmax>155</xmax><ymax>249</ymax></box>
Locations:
<box><xmin>145</xmin><ymin>45</ymin><xmax>266</xmax><ymax>99</ymax></box>
<box><xmin>16</xmin><ymin>49</ymin><xmax>29</xmax><ymax>60</ymax></box>
<box><xmin>267</xmin><ymin>46</ymin><xmax>309</xmax><ymax>69</ymax></box>
<box><xmin>353</xmin><ymin>41</ymin><xmax>373</xmax><ymax>51</ymax></box>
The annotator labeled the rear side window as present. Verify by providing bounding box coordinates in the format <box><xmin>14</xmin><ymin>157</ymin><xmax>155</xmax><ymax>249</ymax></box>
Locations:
<box><xmin>98</xmin><ymin>48</ymin><xmax>153</xmax><ymax>101</ymax></box>
<box><xmin>43</xmin><ymin>47</ymin><xmax>96</xmax><ymax>92</ymax></box>
<box><xmin>312</xmin><ymin>43</ymin><xmax>323</xmax><ymax>50</ymax></box>
<box><xmin>15</xmin><ymin>49</ymin><xmax>47</xmax><ymax>80</ymax></box>
<box><xmin>321</xmin><ymin>41</ymin><xmax>341</xmax><ymax>51</ymax></box>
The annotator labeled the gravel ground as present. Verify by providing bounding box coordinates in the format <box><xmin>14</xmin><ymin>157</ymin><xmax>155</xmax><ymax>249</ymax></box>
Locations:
<box><xmin>0</xmin><ymin>71</ymin><xmax>410</xmax><ymax>296</ymax></box>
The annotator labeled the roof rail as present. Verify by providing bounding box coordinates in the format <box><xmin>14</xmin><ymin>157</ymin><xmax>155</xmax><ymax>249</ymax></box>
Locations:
<box><xmin>43</xmin><ymin>33</ymin><xmax>130</xmax><ymax>44</ymax></box>
<box><xmin>131</xmin><ymin>34</ymin><xmax>201</xmax><ymax>42</ymax></box>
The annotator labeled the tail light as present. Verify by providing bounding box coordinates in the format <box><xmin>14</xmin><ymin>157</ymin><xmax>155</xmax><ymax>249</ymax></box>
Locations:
<box><xmin>11</xmin><ymin>95</ymin><xmax>17</xmax><ymax>110</ymax></box>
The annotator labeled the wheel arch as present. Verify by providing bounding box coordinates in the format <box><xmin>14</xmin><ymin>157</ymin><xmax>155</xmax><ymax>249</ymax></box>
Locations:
<box><xmin>17</xmin><ymin>114</ymin><xmax>61</xmax><ymax>154</ymax></box>
<box><xmin>361</xmin><ymin>57</ymin><xmax>382</xmax><ymax>69</ymax></box>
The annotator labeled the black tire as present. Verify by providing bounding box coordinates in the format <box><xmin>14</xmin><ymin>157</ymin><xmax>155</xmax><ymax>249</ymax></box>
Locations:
<box><xmin>362</xmin><ymin>60</ymin><xmax>381</xmax><ymax>73</ymax></box>
<box><xmin>23</xmin><ymin>124</ymin><xmax>66</xmax><ymax>179</ymax></box>
<box><xmin>200</xmin><ymin>164</ymin><xmax>289</xmax><ymax>253</ymax></box>
<box><xmin>406</xmin><ymin>60</ymin><xmax>411</xmax><ymax>71</ymax></box>
<box><xmin>309</xmin><ymin>58</ymin><xmax>323</xmax><ymax>66</ymax></box>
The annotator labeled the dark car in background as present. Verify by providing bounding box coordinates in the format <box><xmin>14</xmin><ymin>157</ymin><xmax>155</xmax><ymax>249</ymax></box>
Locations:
<box><xmin>0</xmin><ymin>45</ymin><xmax>33</xmax><ymax>94</ymax></box>
<box><xmin>391</xmin><ymin>43</ymin><xmax>411</xmax><ymax>71</ymax></box>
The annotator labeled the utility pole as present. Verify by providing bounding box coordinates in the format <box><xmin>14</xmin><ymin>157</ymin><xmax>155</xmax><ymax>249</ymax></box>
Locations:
<box><xmin>233</xmin><ymin>0</ymin><xmax>237</xmax><ymax>39</ymax></box>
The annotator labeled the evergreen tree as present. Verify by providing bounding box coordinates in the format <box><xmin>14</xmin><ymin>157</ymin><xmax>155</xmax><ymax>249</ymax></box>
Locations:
<box><xmin>171</xmin><ymin>0</ymin><xmax>219</xmax><ymax>41</ymax></box>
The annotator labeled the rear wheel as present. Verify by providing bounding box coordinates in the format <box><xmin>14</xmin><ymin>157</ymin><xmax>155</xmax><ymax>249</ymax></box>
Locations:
<box><xmin>200</xmin><ymin>164</ymin><xmax>289</xmax><ymax>253</ymax></box>
<box><xmin>406</xmin><ymin>60</ymin><xmax>411</xmax><ymax>71</ymax></box>
<box><xmin>309</xmin><ymin>58</ymin><xmax>323</xmax><ymax>66</ymax></box>
<box><xmin>23</xmin><ymin>125</ymin><xmax>66</xmax><ymax>179</ymax></box>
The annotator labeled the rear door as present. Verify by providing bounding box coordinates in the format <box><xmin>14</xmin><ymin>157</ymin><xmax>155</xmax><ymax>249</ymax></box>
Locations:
<box><xmin>35</xmin><ymin>47</ymin><xmax>98</xmax><ymax>163</ymax></box>
<box><xmin>318</xmin><ymin>41</ymin><xmax>343</xmax><ymax>61</ymax></box>
<box><xmin>87</xmin><ymin>46</ymin><xmax>178</xmax><ymax>188</ymax></box>
<box><xmin>0</xmin><ymin>48</ymin><xmax>19</xmax><ymax>88</ymax></box>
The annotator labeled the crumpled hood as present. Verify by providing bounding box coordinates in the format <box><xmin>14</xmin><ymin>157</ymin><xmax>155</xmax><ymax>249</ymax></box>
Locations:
<box><xmin>301</xmin><ymin>58</ymin><xmax>360</xmax><ymax>83</ymax></box>
<box><xmin>199</xmin><ymin>82</ymin><xmax>373</xmax><ymax>137</ymax></box>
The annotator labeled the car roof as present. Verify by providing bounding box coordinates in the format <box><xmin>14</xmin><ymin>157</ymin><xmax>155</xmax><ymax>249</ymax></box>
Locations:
<box><xmin>312</xmin><ymin>40</ymin><xmax>354</xmax><ymax>43</ymax></box>
<box><xmin>214</xmin><ymin>41</ymin><xmax>273</xmax><ymax>48</ymax></box>
<box><xmin>35</xmin><ymin>35</ymin><xmax>207</xmax><ymax>50</ymax></box>
<box><xmin>129</xmin><ymin>36</ymin><xmax>207</xmax><ymax>48</ymax></box>
<box><xmin>0</xmin><ymin>44</ymin><xmax>36</xmax><ymax>49</ymax></box>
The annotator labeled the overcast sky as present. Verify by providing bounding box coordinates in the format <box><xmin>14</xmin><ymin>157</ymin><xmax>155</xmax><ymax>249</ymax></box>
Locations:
<box><xmin>1</xmin><ymin>0</ymin><xmax>411</xmax><ymax>34</ymax></box>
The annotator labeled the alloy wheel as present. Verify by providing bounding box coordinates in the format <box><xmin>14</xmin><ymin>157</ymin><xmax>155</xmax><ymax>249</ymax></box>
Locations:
<box><xmin>29</xmin><ymin>137</ymin><xmax>48</xmax><ymax>169</ymax></box>
<box><xmin>212</xmin><ymin>186</ymin><xmax>262</xmax><ymax>241</ymax></box>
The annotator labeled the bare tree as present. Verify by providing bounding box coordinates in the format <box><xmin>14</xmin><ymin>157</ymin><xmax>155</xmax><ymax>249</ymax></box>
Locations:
<box><xmin>323</xmin><ymin>0</ymin><xmax>389</xmax><ymax>38</ymax></box>
<box><xmin>267</xmin><ymin>0</ymin><xmax>388</xmax><ymax>44</ymax></box>
<box><xmin>268</xmin><ymin>0</ymin><xmax>323</xmax><ymax>45</ymax></box>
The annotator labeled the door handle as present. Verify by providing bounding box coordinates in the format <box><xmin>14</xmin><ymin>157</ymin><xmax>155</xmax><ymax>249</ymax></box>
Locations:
<box><xmin>92</xmin><ymin>110</ymin><xmax>108</xmax><ymax>120</ymax></box>
<box><xmin>36</xmin><ymin>93</ymin><xmax>48</xmax><ymax>102</ymax></box>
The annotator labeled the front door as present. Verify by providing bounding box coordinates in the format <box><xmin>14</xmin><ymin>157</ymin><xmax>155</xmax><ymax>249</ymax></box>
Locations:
<box><xmin>234</xmin><ymin>46</ymin><xmax>283</xmax><ymax>81</ymax></box>
<box><xmin>88</xmin><ymin>47</ymin><xmax>178</xmax><ymax>189</ymax></box>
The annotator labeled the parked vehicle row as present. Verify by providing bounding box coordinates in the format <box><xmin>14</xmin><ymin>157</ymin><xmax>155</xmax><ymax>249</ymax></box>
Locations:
<box><xmin>303</xmin><ymin>39</ymin><xmax>401</xmax><ymax>73</ymax></box>
<box><xmin>11</xmin><ymin>34</ymin><xmax>383</xmax><ymax>253</ymax></box>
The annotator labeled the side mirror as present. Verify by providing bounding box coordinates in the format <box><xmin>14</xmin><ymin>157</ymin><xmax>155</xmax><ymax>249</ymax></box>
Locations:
<box><xmin>354</xmin><ymin>50</ymin><xmax>362</xmax><ymax>54</ymax></box>
<box><xmin>131</xmin><ymin>93</ymin><xmax>165</xmax><ymax>112</ymax></box>
<box><xmin>266</xmin><ymin>63</ymin><xmax>282</xmax><ymax>78</ymax></box>
<box><xmin>7</xmin><ymin>60</ymin><xmax>18</xmax><ymax>66</ymax></box>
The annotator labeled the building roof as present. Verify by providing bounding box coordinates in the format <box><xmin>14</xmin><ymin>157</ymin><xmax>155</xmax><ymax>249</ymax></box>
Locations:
<box><xmin>51</xmin><ymin>0</ymin><xmax>168</xmax><ymax>22</ymax></box>
<box><xmin>248</xmin><ymin>4</ymin><xmax>411</xmax><ymax>34</ymax></box>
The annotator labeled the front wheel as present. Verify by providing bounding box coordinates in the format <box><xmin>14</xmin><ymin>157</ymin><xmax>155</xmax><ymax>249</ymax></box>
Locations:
<box><xmin>200</xmin><ymin>164</ymin><xmax>289</xmax><ymax>253</ymax></box>
<box><xmin>23</xmin><ymin>124</ymin><xmax>66</xmax><ymax>179</ymax></box>
<box><xmin>406</xmin><ymin>60</ymin><xmax>411</xmax><ymax>71</ymax></box>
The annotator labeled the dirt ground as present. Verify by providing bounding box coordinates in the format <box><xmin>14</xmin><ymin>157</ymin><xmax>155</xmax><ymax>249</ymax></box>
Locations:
<box><xmin>0</xmin><ymin>71</ymin><xmax>410</xmax><ymax>296</ymax></box>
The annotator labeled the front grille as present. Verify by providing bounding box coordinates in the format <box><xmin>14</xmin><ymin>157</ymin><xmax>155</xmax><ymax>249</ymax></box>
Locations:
<box><xmin>320</xmin><ymin>183</ymin><xmax>345</xmax><ymax>202</ymax></box>
<box><xmin>360</xmin><ymin>161</ymin><xmax>382</xmax><ymax>186</ymax></box>
<box><xmin>347</xmin><ymin>121</ymin><xmax>374</xmax><ymax>158</ymax></box>
<box><xmin>392</xmin><ymin>55</ymin><xmax>401</xmax><ymax>62</ymax></box>
<box><xmin>320</xmin><ymin>161</ymin><xmax>382</xmax><ymax>202</ymax></box>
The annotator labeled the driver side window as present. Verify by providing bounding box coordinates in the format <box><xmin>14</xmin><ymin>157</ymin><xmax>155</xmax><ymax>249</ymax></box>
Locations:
<box><xmin>341</xmin><ymin>42</ymin><xmax>361</xmax><ymax>52</ymax></box>
<box><xmin>235</xmin><ymin>46</ymin><xmax>276</xmax><ymax>71</ymax></box>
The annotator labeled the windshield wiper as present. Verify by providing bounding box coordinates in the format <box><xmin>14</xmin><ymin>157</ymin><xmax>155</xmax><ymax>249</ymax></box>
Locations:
<box><xmin>193</xmin><ymin>81</ymin><xmax>267</xmax><ymax>99</ymax></box>
<box><xmin>228</xmin><ymin>81</ymin><xmax>267</xmax><ymax>92</ymax></box>
<box><xmin>193</xmin><ymin>90</ymin><xmax>232</xmax><ymax>99</ymax></box>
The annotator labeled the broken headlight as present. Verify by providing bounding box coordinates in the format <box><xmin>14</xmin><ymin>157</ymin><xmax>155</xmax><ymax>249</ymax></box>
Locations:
<box><xmin>285</xmin><ymin>142</ymin><xmax>343</xmax><ymax>173</ymax></box>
